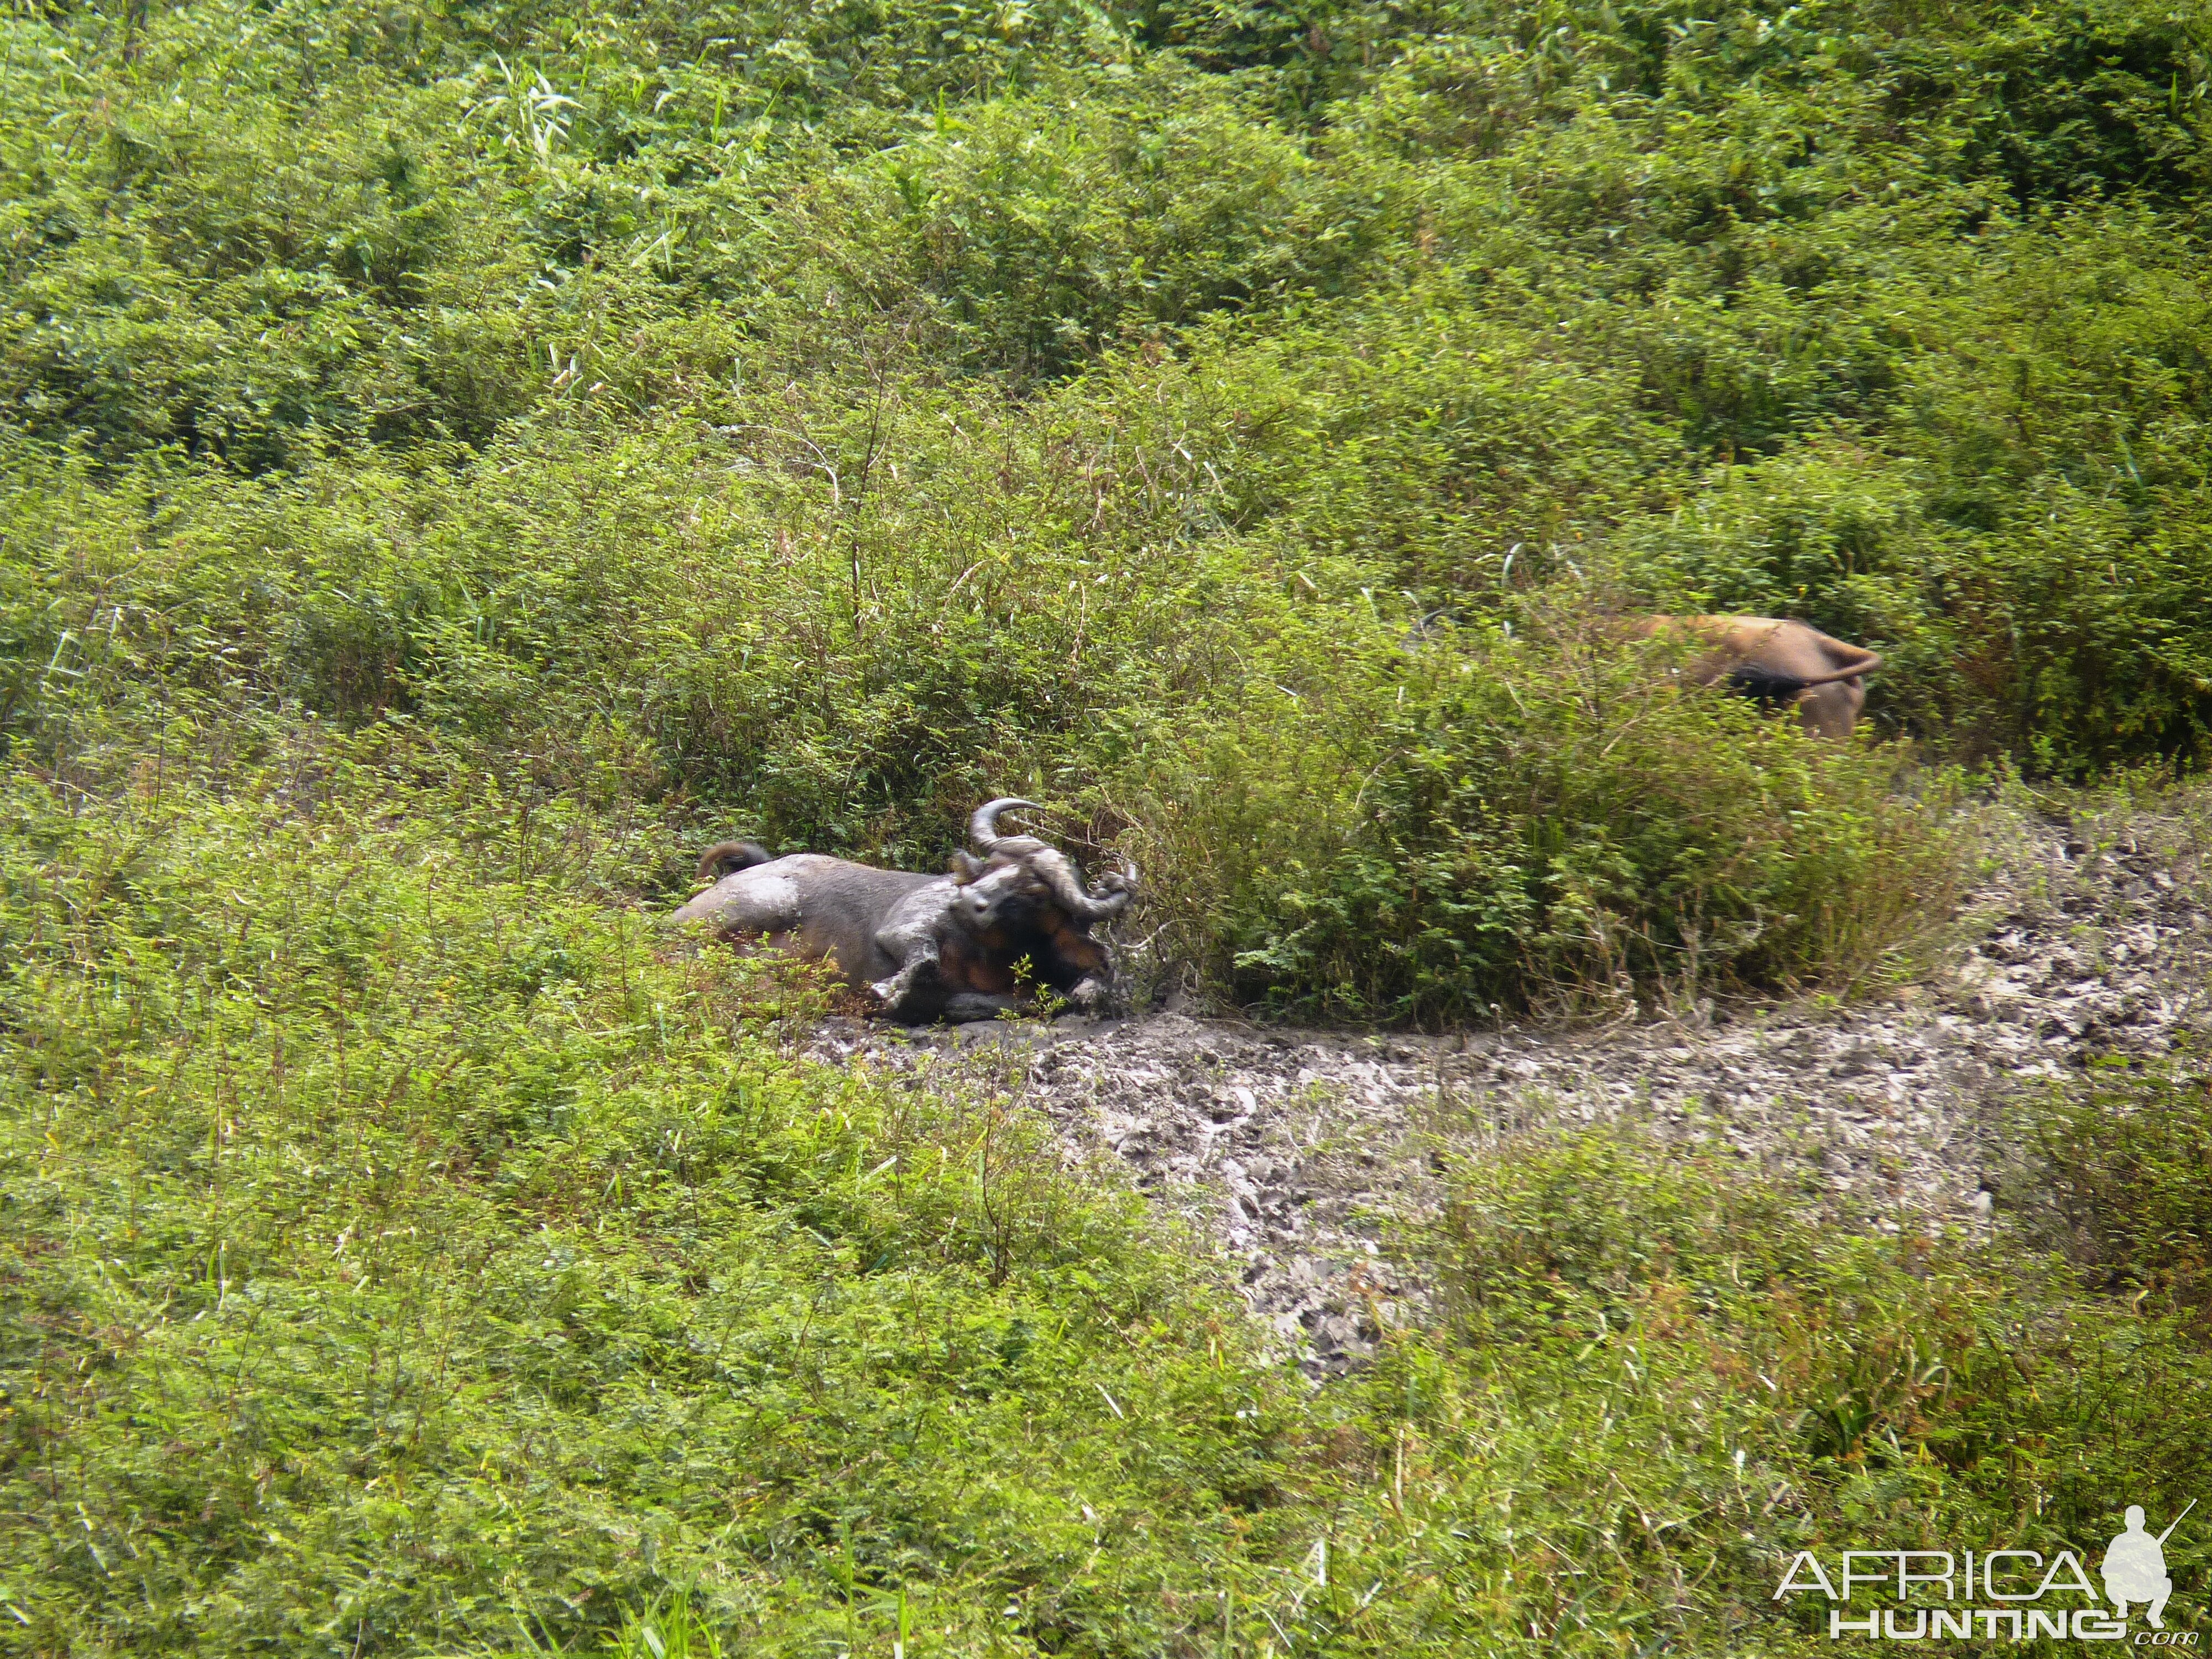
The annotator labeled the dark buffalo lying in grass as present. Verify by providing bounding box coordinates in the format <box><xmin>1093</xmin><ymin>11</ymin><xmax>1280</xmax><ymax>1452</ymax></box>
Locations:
<box><xmin>669</xmin><ymin>799</ymin><xmax>1135</xmax><ymax>1022</ymax></box>
<box><xmin>1635</xmin><ymin>614</ymin><xmax>1884</xmax><ymax>738</ymax></box>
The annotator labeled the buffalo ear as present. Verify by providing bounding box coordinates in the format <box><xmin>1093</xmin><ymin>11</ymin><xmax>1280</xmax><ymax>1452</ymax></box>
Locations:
<box><xmin>951</xmin><ymin>849</ymin><xmax>985</xmax><ymax>883</ymax></box>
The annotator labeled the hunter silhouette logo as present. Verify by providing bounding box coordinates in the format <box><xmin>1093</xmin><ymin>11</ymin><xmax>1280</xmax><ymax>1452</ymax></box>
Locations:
<box><xmin>1775</xmin><ymin>1499</ymin><xmax>2198</xmax><ymax>1642</ymax></box>
<box><xmin>2106</xmin><ymin>1502</ymin><xmax>2194</xmax><ymax>1629</ymax></box>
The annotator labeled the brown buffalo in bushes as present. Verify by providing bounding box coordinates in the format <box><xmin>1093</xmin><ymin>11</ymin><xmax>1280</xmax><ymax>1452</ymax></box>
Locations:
<box><xmin>1634</xmin><ymin>614</ymin><xmax>1884</xmax><ymax>738</ymax></box>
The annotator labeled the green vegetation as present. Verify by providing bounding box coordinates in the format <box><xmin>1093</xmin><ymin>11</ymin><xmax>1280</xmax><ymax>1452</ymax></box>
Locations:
<box><xmin>7</xmin><ymin>0</ymin><xmax>2212</xmax><ymax>1647</ymax></box>
<box><xmin>2012</xmin><ymin>1056</ymin><xmax>2212</xmax><ymax>1328</ymax></box>
<box><xmin>0</xmin><ymin>749</ymin><xmax>1311</xmax><ymax>1651</ymax></box>
<box><xmin>8</xmin><ymin>0</ymin><xmax>2212</xmax><ymax>1015</ymax></box>
<box><xmin>1361</xmin><ymin>1112</ymin><xmax>2212</xmax><ymax>1651</ymax></box>
<box><xmin>8</xmin><ymin>743</ymin><xmax>2210</xmax><ymax>1653</ymax></box>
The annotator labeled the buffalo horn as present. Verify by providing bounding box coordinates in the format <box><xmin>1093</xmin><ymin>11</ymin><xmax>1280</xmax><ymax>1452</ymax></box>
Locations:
<box><xmin>1024</xmin><ymin>847</ymin><xmax>1136</xmax><ymax>924</ymax></box>
<box><xmin>969</xmin><ymin>797</ymin><xmax>1044</xmax><ymax>853</ymax></box>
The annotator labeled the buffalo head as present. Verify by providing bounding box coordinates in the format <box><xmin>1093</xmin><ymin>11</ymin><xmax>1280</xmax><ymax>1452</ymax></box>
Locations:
<box><xmin>952</xmin><ymin>799</ymin><xmax>1135</xmax><ymax>926</ymax></box>
<box><xmin>941</xmin><ymin>798</ymin><xmax>1136</xmax><ymax>1011</ymax></box>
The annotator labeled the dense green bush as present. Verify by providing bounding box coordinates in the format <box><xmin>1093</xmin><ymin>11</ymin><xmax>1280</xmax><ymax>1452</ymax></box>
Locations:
<box><xmin>1346</xmin><ymin>1118</ymin><xmax>2212</xmax><ymax>1651</ymax></box>
<box><xmin>868</xmin><ymin>68</ymin><xmax>1385</xmax><ymax>379</ymax></box>
<box><xmin>1131</xmin><ymin>603</ymin><xmax>1961</xmax><ymax>1020</ymax></box>
<box><xmin>9</xmin><ymin>0</ymin><xmax>2212</xmax><ymax>1648</ymax></box>
<box><xmin>0</xmin><ymin>750</ymin><xmax>1308</xmax><ymax>1654</ymax></box>
<box><xmin>2010</xmin><ymin>1055</ymin><xmax>2212</xmax><ymax>1326</ymax></box>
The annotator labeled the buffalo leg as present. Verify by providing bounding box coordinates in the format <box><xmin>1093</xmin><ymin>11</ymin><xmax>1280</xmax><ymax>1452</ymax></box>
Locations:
<box><xmin>869</xmin><ymin>890</ymin><xmax>966</xmax><ymax>1020</ymax></box>
<box><xmin>869</xmin><ymin>946</ymin><xmax>946</xmax><ymax>1020</ymax></box>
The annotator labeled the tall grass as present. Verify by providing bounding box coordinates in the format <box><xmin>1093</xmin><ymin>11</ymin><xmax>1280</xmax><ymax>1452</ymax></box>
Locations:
<box><xmin>6</xmin><ymin>0</ymin><xmax>2212</xmax><ymax>1645</ymax></box>
<box><xmin>0</xmin><ymin>747</ymin><xmax>1302</xmax><ymax>1653</ymax></box>
<box><xmin>3</xmin><ymin>738</ymin><xmax>2207</xmax><ymax>1652</ymax></box>
<box><xmin>1130</xmin><ymin>601</ymin><xmax>1964</xmax><ymax>1020</ymax></box>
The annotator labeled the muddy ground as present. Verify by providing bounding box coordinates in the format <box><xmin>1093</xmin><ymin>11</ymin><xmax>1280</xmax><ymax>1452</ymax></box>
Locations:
<box><xmin>807</xmin><ymin>802</ymin><xmax>2212</xmax><ymax>1378</ymax></box>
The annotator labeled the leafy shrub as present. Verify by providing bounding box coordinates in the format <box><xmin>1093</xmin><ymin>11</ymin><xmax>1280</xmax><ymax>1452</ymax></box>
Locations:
<box><xmin>1138</xmin><ymin>603</ymin><xmax>1964</xmax><ymax>1021</ymax></box>
<box><xmin>0</xmin><ymin>751</ymin><xmax>1302</xmax><ymax>1655</ymax></box>
<box><xmin>864</xmin><ymin>67</ymin><xmax>1384</xmax><ymax>380</ymax></box>
<box><xmin>2008</xmin><ymin>1056</ymin><xmax>2212</xmax><ymax>1326</ymax></box>
<box><xmin>1958</xmin><ymin>1</ymin><xmax>2212</xmax><ymax>206</ymax></box>
<box><xmin>1342</xmin><ymin>1119</ymin><xmax>2212</xmax><ymax>1651</ymax></box>
<box><xmin>1150</xmin><ymin>291</ymin><xmax>1683</xmax><ymax>588</ymax></box>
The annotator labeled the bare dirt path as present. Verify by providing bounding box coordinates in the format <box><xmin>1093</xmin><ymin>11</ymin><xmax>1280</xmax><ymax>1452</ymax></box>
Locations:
<box><xmin>809</xmin><ymin>807</ymin><xmax>2212</xmax><ymax>1377</ymax></box>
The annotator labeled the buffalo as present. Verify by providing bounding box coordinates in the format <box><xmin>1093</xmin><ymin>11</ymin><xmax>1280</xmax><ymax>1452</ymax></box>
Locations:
<box><xmin>1633</xmin><ymin>614</ymin><xmax>1884</xmax><ymax>738</ymax></box>
<box><xmin>668</xmin><ymin>799</ymin><xmax>1136</xmax><ymax>1023</ymax></box>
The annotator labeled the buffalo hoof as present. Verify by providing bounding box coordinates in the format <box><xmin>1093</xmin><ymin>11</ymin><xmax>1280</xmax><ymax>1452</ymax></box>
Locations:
<box><xmin>1067</xmin><ymin>975</ymin><xmax>1111</xmax><ymax>1013</ymax></box>
<box><xmin>868</xmin><ymin>975</ymin><xmax>926</xmax><ymax>1022</ymax></box>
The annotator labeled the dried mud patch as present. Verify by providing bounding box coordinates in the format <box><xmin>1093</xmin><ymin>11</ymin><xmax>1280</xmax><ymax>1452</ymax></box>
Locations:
<box><xmin>807</xmin><ymin>806</ymin><xmax>2212</xmax><ymax>1378</ymax></box>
